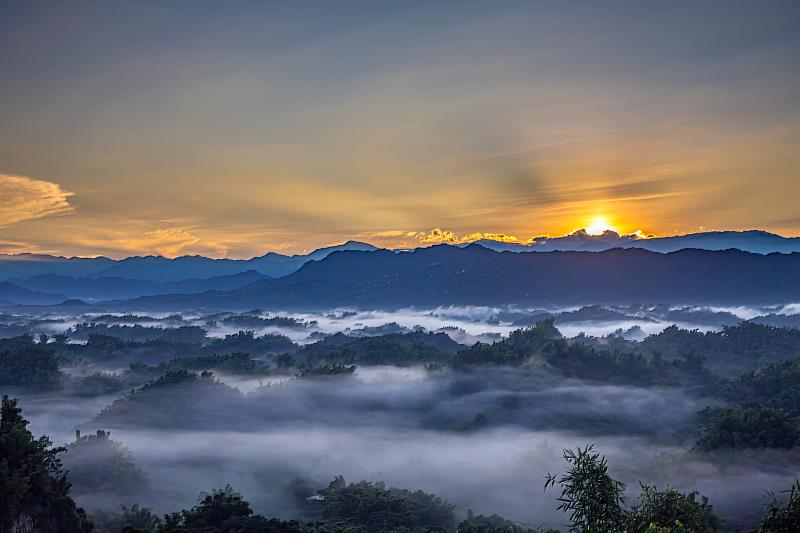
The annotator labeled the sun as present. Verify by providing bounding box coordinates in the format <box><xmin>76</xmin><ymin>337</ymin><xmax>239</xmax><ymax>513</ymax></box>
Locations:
<box><xmin>585</xmin><ymin>216</ymin><xmax>617</xmax><ymax>236</ymax></box>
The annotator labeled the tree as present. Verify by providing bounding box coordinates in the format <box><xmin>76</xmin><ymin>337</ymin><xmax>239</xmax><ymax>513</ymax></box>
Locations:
<box><xmin>91</xmin><ymin>503</ymin><xmax>161</xmax><ymax>533</ymax></box>
<box><xmin>755</xmin><ymin>479</ymin><xmax>800</xmax><ymax>533</ymax></box>
<box><xmin>320</xmin><ymin>476</ymin><xmax>456</xmax><ymax>532</ymax></box>
<box><xmin>694</xmin><ymin>406</ymin><xmax>800</xmax><ymax>450</ymax></box>
<box><xmin>0</xmin><ymin>395</ymin><xmax>93</xmax><ymax>532</ymax></box>
<box><xmin>625</xmin><ymin>484</ymin><xmax>722</xmax><ymax>532</ymax></box>
<box><xmin>0</xmin><ymin>346</ymin><xmax>62</xmax><ymax>388</ymax></box>
<box><xmin>545</xmin><ymin>445</ymin><xmax>626</xmax><ymax>533</ymax></box>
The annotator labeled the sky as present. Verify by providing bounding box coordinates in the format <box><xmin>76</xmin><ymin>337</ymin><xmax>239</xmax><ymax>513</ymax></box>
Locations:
<box><xmin>1</xmin><ymin>0</ymin><xmax>799</xmax><ymax>258</ymax></box>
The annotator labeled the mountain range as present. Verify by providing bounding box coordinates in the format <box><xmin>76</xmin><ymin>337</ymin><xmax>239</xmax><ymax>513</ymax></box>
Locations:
<box><xmin>1</xmin><ymin>230</ymin><xmax>799</xmax><ymax>308</ymax></box>
<box><xmin>2</xmin><ymin>231</ymin><xmax>798</xmax><ymax>286</ymax></box>
<box><xmin>116</xmin><ymin>245</ymin><xmax>800</xmax><ymax>310</ymax></box>
<box><xmin>9</xmin><ymin>270</ymin><xmax>269</xmax><ymax>301</ymax></box>
<box><xmin>0</xmin><ymin>241</ymin><xmax>377</xmax><ymax>282</ymax></box>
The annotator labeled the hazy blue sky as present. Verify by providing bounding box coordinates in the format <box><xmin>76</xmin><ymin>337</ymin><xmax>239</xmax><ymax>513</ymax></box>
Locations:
<box><xmin>1</xmin><ymin>1</ymin><xmax>798</xmax><ymax>257</ymax></box>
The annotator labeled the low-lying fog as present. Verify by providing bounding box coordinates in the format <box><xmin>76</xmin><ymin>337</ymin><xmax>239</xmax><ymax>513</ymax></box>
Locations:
<box><xmin>9</xmin><ymin>302</ymin><xmax>800</xmax><ymax>345</ymax></box>
<box><xmin>5</xmin><ymin>303</ymin><xmax>800</xmax><ymax>530</ymax></box>
<box><xmin>10</xmin><ymin>363</ymin><xmax>798</xmax><ymax>530</ymax></box>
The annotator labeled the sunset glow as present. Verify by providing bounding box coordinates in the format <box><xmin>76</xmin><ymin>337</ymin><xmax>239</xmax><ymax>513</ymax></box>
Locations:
<box><xmin>0</xmin><ymin>2</ymin><xmax>798</xmax><ymax>258</ymax></box>
<box><xmin>584</xmin><ymin>217</ymin><xmax>618</xmax><ymax>236</ymax></box>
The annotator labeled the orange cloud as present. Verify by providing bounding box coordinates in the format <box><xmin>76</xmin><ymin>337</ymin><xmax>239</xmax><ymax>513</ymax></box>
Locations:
<box><xmin>134</xmin><ymin>228</ymin><xmax>202</xmax><ymax>257</ymax></box>
<box><xmin>418</xmin><ymin>228</ymin><xmax>461</xmax><ymax>244</ymax></box>
<box><xmin>72</xmin><ymin>227</ymin><xmax>213</xmax><ymax>258</ymax></box>
<box><xmin>377</xmin><ymin>228</ymin><xmax>522</xmax><ymax>246</ymax></box>
<box><xmin>0</xmin><ymin>173</ymin><xmax>73</xmax><ymax>228</ymax></box>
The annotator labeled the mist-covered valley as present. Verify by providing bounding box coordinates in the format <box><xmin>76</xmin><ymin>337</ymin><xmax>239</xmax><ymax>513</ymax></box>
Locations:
<box><xmin>3</xmin><ymin>302</ymin><xmax>800</xmax><ymax>532</ymax></box>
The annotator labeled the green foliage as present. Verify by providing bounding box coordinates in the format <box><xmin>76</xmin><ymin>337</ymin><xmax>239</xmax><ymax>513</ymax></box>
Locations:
<box><xmin>157</xmin><ymin>352</ymin><xmax>271</xmax><ymax>376</ymax></box>
<box><xmin>545</xmin><ymin>445</ymin><xmax>626</xmax><ymax>533</ymax></box>
<box><xmin>95</xmin><ymin>370</ymin><xmax>244</xmax><ymax>429</ymax></box>
<box><xmin>296</xmin><ymin>364</ymin><xmax>357</xmax><ymax>378</ymax></box>
<box><xmin>75</xmin><ymin>372</ymin><xmax>126</xmax><ymax>396</ymax></box>
<box><xmin>720</xmin><ymin>357</ymin><xmax>800</xmax><ymax>415</ymax></box>
<box><xmin>695</xmin><ymin>406</ymin><xmax>800</xmax><ymax>450</ymax></box>
<box><xmin>169</xmin><ymin>485</ymin><xmax>254</xmax><ymax>531</ymax></box>
<box><xmin>205</xmin><ymin>331</ymin><xmax>297</xmax><ymax>357</ymax></box>
<box><xmin>301</xmin><ymin>332</ymin><xmax>457</xmax><ymax>367</ymax></box>
<box><xmin>0</xmin><ymin>395</ymin><xmax>93</xmax><ymax>532</ymax></box>
<box><xmin>452</xmin><ymin>322</ymin><xmax>711</xmax><ymax>388</ymax></box>
<box><xmin>72</xmin><ymin>323</ymin><xmax>208</xmax><ymax>344</ymax></box>
<box><xmin>453</xmin><ymin>321</ymin><xmax>561</xmax><ymax>366</ymax></box>
<box><xmin>81</xmin><ymin>334</ymin><xmax>197</xmax><ymax>363</ymax></box>
<box><xmin>755</xmin><ymin>479</ymin><xmax>800</xmax><ymax>533</ymax></box>
<box><xmin>456</xmin><ymin>510</ymin><xmax>549</xmax><ymax>532</ymax></box>
<box><xmin>641</xmin><ymin>323</ymin><xmax>800</xmax><ymax>377</ymax></box>
<box><xmin>320</xmin><ymin>476</ymin><xmax>456</xmax><ymax>532</ymax></box>
<box><xmin>220</xmin><ymin>315</ymin><xmax>307</xmax><ymax>329</ymax></box>
<box><xmin>0</xmin><ymin>345</ymin><xmax>62</xmax><ymax>388</ymax></box>
<box><xmin>275</xmin><ymin>352</ymin><xmax>296</xmax><ymax>368</ymax></box>
<box><xmin>92</xmin><ymin>503</ymin><xmax>161</xmax><ymax>533</ymax></box>
<box><xmin>625</xmin><ymin>484</ymin><xmax>722</xmax><ymax>532</ymax></box>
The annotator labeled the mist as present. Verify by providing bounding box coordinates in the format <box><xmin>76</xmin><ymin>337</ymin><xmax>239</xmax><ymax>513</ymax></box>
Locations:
<box><xmin>4</xmin><ymin>303</ymin><xmax>800</xmax><ymax>531</ymax></box>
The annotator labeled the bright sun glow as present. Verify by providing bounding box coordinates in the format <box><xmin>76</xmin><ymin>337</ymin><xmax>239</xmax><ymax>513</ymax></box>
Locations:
<box><xmin>585</xmin><ymin>216</ymin><xmax>617</xmax><ymax>235</ymax></box>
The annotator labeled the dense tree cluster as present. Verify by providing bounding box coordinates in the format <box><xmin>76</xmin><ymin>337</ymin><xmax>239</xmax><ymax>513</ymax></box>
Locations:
<box><xmin>452</xmin><ymin>321</ymin><xmax>713</xmax><ymax>388</ymax></box>
<box><xmin>205</xmin><ymin>331</ymin><xmax>297</xmax><ymax>357</ymax></box>
<box><xmin>319</xmin><ymin>476</ymin><xmax>455</xmax><ymax>531</ymax></box>
<box><xmin>297</xmin><ymin>332</ymin><xmax>459</xmax><ymax>367</ymax></box>
<box><xmin>71</xmin><ymin>323</ymin><xmax>209</xmax><ymax>344</ymax></box>
<box><xmin>94</xmin><ymin>371</ymin><xmax>244</xmax><ymax>428</ymax></box>
<box><xmin>640</xmin><ymin>323</ymin><xmax>800</xmax><ymax>377</ymax></box>
<box><xmin>155</xmin><ymin>352</ymin><xmax>271</xmax><ymax>376</ymax></box>
<box><xmin>0</xmin><ymin>345</ymin><xmax>62</xmax><ymax>388</ymax></box>
<box><xmin>218</xmin><ymin>315</ymin><xmax>308</xmax><ymax>329</ymax></box>
<box><xmin>719</xmin><ymin>357</ymin><xmax>800</xmax><ymax>415</ymax></box>
<box><xmin>0</xmin><ymin>396</ymin><xmax>93</xmax><ymax>532</ymax></box>
<box><xmin>694</xmin><ymin>406</ymin><xmax>800</xmax><ymax>450</ymax></box>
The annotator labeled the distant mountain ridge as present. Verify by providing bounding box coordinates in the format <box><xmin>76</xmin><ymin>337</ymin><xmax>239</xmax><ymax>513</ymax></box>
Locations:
<box><xmin>118</xmin><ymin>245</ymin><xmax>800</xmax><ymax>310</ymax></box>
<box><xmin>0</xmin><ymin>241</ymin><xmax>378</xmax><ymax>282</ymax></box>
<box><xmin>9</xmin><ymin>270</ymin><xmax>268</xmax><ymax>302</ymax></box>
<box><xmin>472</xmin><ymin>230</ymin><xmax>800</xmax><ymax>254</ymax></box>
<box><xmin>1</xmin><ymin>230</ymin><xmax>799</xmax><ymax>286</ymax></box>
<box><xmin>0</xmin><ymin>282</ymin><xmax>65</xmax><ymax>306</ymax></box>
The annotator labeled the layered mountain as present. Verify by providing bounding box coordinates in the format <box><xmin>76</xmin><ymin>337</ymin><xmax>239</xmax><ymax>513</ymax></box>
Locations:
<box><xmin>0</xmin><ymin>254</ymin><xmax>115</xmax><ymax>280</ymax></box>
<box><xmin>119</xmin><ymin>245</ymin><xmax>800</xmax><ymax>310</ymax></box>
<box><xmin>10</xmin><ymin>270</ymin><xmax>268</xmax><ymax>301</ymax></box>
<box><xmin>0</xmin><ymin>241</ymin><xmax>377</xmax><ymax>282</ymax></box>
<box><xmin>0</xmin><ymin>281</ymin><xmax>66</xmax><ymax>305</ymax></box>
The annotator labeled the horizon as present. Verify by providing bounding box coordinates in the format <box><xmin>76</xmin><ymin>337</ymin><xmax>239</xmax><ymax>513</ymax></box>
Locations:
<box><xmin>0</xmin><ymin>226</ymin><xmax>797</xmax><ymax>261</ymax></box>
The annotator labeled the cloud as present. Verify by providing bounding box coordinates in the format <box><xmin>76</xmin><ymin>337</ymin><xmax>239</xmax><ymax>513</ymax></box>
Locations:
<box><xmin>0</xmin><ymin>239</ymin><xmax>60</xmax><ymax>255</ymax></box>
<box><xmin>418</xmin><ymin>228</ymin><xmax>461</xmax><ymax>244</ymax></box>
<box><xmin>360</xmin><ymin>228</ymin><xmax>524</xmax><ymax>248</ymax></box>
<box><xmin>461</xmin><ymin>232</ymin><xmax>520</xmax><ymax>244</ymax></box>
<box><xmin>0</xmin><ymin>173</ymin><xmax>74</xmax><ymax>228</ymax></box>
<box><xmin>418</xmin><ymin>228</ymin><xmax>521</xmax><ymax>245</ymax></box>
<box><xmin>121</xmin><ymin>228</ymin><xmax>203</xmax><ymax>257</ymax></box>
